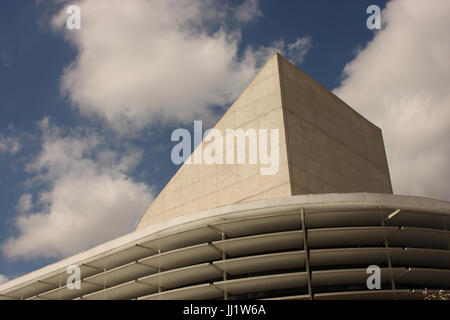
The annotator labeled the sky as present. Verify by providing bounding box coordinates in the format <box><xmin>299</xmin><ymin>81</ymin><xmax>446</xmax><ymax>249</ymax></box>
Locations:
<box><xmin>0</xmin><ymin>0</ymin><xmax>449</xmax><ymax>284</ymax></box>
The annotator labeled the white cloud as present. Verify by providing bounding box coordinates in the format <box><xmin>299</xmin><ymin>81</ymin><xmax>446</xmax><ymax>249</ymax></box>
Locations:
<box><xmin>0</xmin><ymin>135</ymin><xmax>21</xmax><ymax>155</ymax></box>
<box><xmin>234</xmin><ymin>0</ymin><xmax>262</xmax><ymax>23</ymax></box>
<box><xmin>287</xmin><ymin>37</ymin><xmax>312</xmax><ymax>65</ymax></box>
<box><xmin>242</xmin><ymin>36</ymin><xmax>312</xmax><ymax>69</ymax></box>
<box><xmin>50</xmin><ymin>0</ymin><xmax>310</xmax><ymax>134</ymax></box>
<box><xmin>2</xmin><ymin>1</ymin><xmax>312</xmax><ymax>260</ymax></box>
<box><xmin>16</xmin><ymin>194</ymin><xmax>33</xmax><ymax>214</ymax></box>
<box><xmin>334</xmin><ymin>0</ymin><xmax>450</xmax><ymax>201</ymax></box>
<box><xmin>0</xmin><ymin>274</ymin><xmax>8</xmax><ymax>285</ymax></box>
<box><xmin>2</xmin><ymin>120</ymin><xmax>154</xmax><ymax>259</ymax></box>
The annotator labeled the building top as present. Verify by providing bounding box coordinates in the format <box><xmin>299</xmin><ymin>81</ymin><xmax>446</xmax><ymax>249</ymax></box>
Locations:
<box><xmin>137</xmin><ymin>53</ymin><xmax>393</xmax><ymax>229</ymax></box>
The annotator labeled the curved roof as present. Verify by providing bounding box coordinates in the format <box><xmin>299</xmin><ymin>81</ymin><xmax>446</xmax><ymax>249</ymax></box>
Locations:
<box><xmin>1</xmin><ymin>193</ymin><xmax>449</xmax><ymax>300</ymax></box>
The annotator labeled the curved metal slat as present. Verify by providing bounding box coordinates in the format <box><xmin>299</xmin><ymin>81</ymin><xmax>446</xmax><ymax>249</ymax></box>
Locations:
<box><xmin>388</xmin><ymin>211</ymin><xmax>449</xmax><ymax>230</ymax></box>
<box><xmin>139</xmin><ymin>226</ymin><xmax>222</xmax><ymax>253</ymax></box>
<box><xmin>389</xmin><ymin>227</ymin><xmax>450</xmax><ymax>250</ymax></box>
<box><xmin>396</xmin><ymin>268</ymin><xmax>450</xmax><ymax>288</ymax></box>
<box><xmin>314</xmin><ymin>289</ymin><xmax>417</xmax><ymax>300</ymax></box>
<box><xmin>262</xmin><ymin>294</ymin><xmax>310</xmax><ymax>300</ymax></box>
<box><xmin>211</xmin><ymin>213</ymin><xmax>302</xmax><ymax>238</ymax></box>
<box><xmin>392</xmin><ymin>248</ymin><xmax>450</xmax><ymax>269</ymax></box>
<box><xmin>138</xmin><ymin>263</ymin><xmax>222</xmax><ymax>290</ymax></box>
<box><xmin>309</xmin><ymin>247</ymin><xmax>403</xmax><ymax>267</ymax></box>
<box><xmin>306</xmin><ymin>210</ymin><xmax>388</xmax><ymax>229</ymax></box>
<box><xmin>213</xmin><ymin>230</ymin><xmax>303</xmax><ymax>257</ymax></box>
<box><xmin>213</xmin><ymin>272</ymin><xmax>308</xmax><ymax>295</ymax></box>
<box><xmin>214</xmin><ymin>251</ymin><xmax>305</xmax><ymax>275</ymax></box>
<box><xmin>308</xmin><ymin>227</ymin><xmax>397</xmax><ymax>248</ymax></box>
<box><xmin>138</xmin><ymin>283</ymin><xmax>223</xmax><ymax>300</ymax></box>
<box><xmin>82</xmin><ymin>280</ymin><xmax>156</xmax><ymax>300</ymax></box>
<box><xmin>30</xmin><ymin>281</ymin><xmax>101</xmax><ymax>300</ymax></box>
<box><xmin>139</xmin><ymin>242</ymin><xmax>222</xmax><ymax>271</ymax></box>
<box><xmin>83</xmin><ymin>261</ymin><xmax>156</xmax><ymax>289</ymax></box>
<box><xmin>311</xmin><ymin>268</ymin><xmax>406</xmax><ymax>287</ymax></box>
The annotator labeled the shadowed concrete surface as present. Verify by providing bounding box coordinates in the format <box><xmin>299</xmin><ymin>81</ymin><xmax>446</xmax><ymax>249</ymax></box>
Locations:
<box><xmin>277</xmin><ymin>54</ymin><xmax>392</xmax><ymax>195</ymax></box>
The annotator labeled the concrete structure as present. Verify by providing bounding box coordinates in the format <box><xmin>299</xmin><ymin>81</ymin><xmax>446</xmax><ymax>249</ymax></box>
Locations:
<box><xmin>1</xmin><ymin>54</ymin><xmax>448</xmax><ymax>300</ymax></box>
<box><xmin>1</xmin><ymin>194</ymin><xmax>449</xmax><ymax>300</ymax></box>
<box><xmin>138</xmin><ymin>54</ymin><xmax>392</xmax><ymax>229</ymax></box>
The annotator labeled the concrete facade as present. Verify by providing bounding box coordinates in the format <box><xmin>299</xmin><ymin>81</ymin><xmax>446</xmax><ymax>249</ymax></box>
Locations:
<box><xmin>137</xmin><ymin>53</ymin><xmax>392</xmax><ymax>230</ymax></box>
<box><xmin>278</xmin><ymin>55</ymin><xmax>393</xmax><ymax>195</ymax></box>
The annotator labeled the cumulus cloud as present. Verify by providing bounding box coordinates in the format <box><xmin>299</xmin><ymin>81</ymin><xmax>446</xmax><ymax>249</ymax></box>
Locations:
<box><xmin>0</xmin><ymin>134</ymin><xmax>21</xmax><ymax>155</ymax></box>
<box><xmin>2</xmin><ymin>119</ymin><xmax>154</xmax><ymax>259</ymax></box>
<box><xmin>1</xmin><ymin>0</ymin><xmax>311</xmax><ymax>261</ymax></box>
<box><xmin>0</xmin><ymin>274</ymin><xmax>8</xmax><ymax>285</ymax></box>
<box><xmin>50</xmin><ymin>0</ymin><xmax>310</xmax><ymax>133</ymax></box>
<box><xmin>334</xmin><ymin>0</ymin><xmax>450</xmax><ymax>201</ymax></box>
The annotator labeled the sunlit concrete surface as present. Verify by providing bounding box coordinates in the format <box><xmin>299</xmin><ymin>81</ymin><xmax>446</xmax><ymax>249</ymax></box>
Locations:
<box><xmin>138</xmin><ymin>54</ymin><xmax>392</xmax><ymax>229</ymax></box>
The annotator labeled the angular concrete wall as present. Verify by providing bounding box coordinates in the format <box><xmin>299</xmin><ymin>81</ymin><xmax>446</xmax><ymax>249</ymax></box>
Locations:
<box><xmin>137</xmin><ymin>55</ymin><xmax>291</xmax><ymax>229</ymax></box>
<box><xmin>277</xmin><ymin>55</ymin><xmax>393</xmax><ymax>195</ymax></box>
<box><xmin>137</xmin><ymin>53</ymin><xmax>392</xmax><ymax>230</ymax></box>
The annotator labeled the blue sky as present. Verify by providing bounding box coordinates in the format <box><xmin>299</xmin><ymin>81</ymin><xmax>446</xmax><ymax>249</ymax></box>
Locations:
<box><xmin>1</xmin><ymin>0</ymin><xmax>449</xmax><ymax>284</ymax></box>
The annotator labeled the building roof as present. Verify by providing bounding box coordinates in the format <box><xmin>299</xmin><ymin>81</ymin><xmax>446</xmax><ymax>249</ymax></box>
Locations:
<box><xmin>137</xmin><ymin>53</ymin><xmax>393</xmax><ymax>229</ymax></box>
